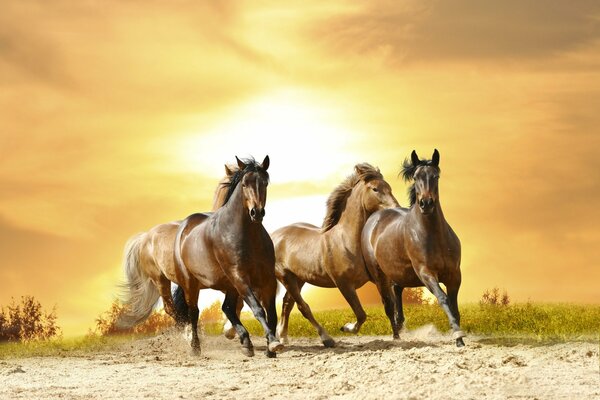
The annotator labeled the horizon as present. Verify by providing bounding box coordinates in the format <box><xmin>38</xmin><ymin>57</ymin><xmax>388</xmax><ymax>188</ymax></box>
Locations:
<box><xmin>1</xmin><ymin>1</ymin><xmax>599</xmax><ymax>336</ymax></box>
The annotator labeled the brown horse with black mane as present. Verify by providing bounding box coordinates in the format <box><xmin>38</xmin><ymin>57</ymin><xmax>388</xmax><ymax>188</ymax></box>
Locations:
<box><xmin>273</xmin><ymin>163</ymin><xmax>398</xmax><ymax>347</ymax></box>
<box><xmin>361</xmin><ymin>149</ymin><xmax>466</xmax><ymax>347</ymax></box>
<box><xmin>119</xmin><ymin>156</ymin><xmax>282</xmax><ymax>357</ymax></box>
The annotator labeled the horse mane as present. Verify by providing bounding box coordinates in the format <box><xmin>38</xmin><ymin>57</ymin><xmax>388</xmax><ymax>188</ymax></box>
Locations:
<box><xmin>220</xmin><ymin>157</ymin><xmax>269</xmax><ymax>206</ymax></box>
<box><xmin>321</xmin><ymin>163</ymin><xmax>383</xmax><ymax>232</ymax></box>
<box><xmin>211</xmin><ymin>164</ymin><xmax>239</xmax><ymax>211</ymax></box>
<box><xmin>400</xmin><ymin>157</ymin><xmax>441</xmax><ymax>206</ymax></box>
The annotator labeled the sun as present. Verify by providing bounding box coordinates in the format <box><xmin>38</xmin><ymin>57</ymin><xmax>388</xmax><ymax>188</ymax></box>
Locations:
<box><xmin>170</xmin><ymin>88</ymin><xmax>361</xmax><ymax>183</ymax></box>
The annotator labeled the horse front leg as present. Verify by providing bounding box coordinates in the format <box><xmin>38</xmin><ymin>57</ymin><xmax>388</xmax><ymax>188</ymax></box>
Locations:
<box><xmin>336</xmin><ymin>283</ymin><xmax>367</xmax><ymax>334</ymax></box>
<box><xmin>417</xmin><ymin>268</ymin><xmax>465</xmax><ymax>347</ymax></box>
<box><xmin>276</xmin><ymin>290</ymin><xmax>297</xmax><ymax>344</ymax></box>
<box><xmin>446</xmin><ymin>281</ymin><xmax>465</xmax><ymax>347</ymax></box>
<box><xmin>223</xmin><ymin>297</ymin><xmax>243</xmax><ymax>340</ymax></box>
<box><xmin>222</xmin><ymin>291</ymin><xmax>254</xmax><ymax>357</ymax></box>
<box><xmin>183</xmin><ymin>282</ymin><xmax>201</xmax><ymax>354</ymax></box>
<box><xmin>241</xmin><ymin>289</ymin><xmax>283</xmax><ymax>356</ymax></box>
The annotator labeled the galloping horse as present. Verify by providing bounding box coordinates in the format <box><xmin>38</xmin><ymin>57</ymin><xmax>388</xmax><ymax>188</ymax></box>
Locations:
<box><xmin>171</xmin><ymin>156</ymin><xmax>282</xmax><ymax>357</ymax></box>
<box><xmin>118</xmin><ymin>164</ymin><xmax>238</xmax><ymax>328</ymax></box>
<box><xmin>273</xmin><ymin>163</ymin><xmax>398</xmax><ymax>347</ymax></box>
<box><xmin>361</xmin><ymin>150</ymin><xmax>466</xmax><ymax>347</ymax></box>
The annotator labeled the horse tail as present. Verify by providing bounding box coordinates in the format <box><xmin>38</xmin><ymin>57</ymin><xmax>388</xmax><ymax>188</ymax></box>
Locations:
<box><xmin>172</xmin><ymin>284</ymin><xmax>189</xmax><ymax>324</ymax></box>
<box><xmin>117</xmin><ymin>232</ymin><xmax>160</xmax><ymax>328</ymax></box>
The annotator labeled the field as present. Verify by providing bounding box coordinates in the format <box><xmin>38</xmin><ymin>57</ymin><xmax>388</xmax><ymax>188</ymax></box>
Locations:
<box><xmin>1</xmin><ymin>303</ymin><xmax>599</xmax><ymax>399</ymax></box>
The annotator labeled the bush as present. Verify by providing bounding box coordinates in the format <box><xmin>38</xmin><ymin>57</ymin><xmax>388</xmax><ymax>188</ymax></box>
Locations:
<box><xmin>0</xmin><ymin>296</ymin><xmax>61</xmax><ymax>342</ymax></box>
<box><xmin>403</xmin><ymin>288</ymin><xmax>428</xmax><ymax>304</ymax></box>
<box><xmin>480</xmin><ymin>287</ymin><xmax>510</xmax><ymax>306</ymax></box>
<box><xmin>200</xmin><ymin>300</ymin><xmax>224</xmax><ymax>323</ymax></box>
<box><xmin>93</xmin><ymin>300</ymin><xmax>174</xmax><ymax>336</ymax></box>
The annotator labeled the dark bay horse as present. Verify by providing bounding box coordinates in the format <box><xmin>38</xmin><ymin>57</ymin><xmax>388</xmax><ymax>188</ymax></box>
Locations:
<box><xmin>172</xmin><ymin>156</ymin><xmax>282</xmax><ymax>357</ymax></box>
<box><xmin>118</xmin><ymin>164</ymin><xmax>239</xmax><ymax>328</ymax></box>
<box><xmin>272</xmin><ymin>163</ymin><xmax>399</xmax><ymax>347</ymax></box>
<box><xmin>361</xmin><ymin>149</ymin><xmax>466</xmax><ymax>347</ymax></box>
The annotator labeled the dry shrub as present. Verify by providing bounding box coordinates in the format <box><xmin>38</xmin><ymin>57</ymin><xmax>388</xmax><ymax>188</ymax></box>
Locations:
<box><xmin>480</xmin><ymin>287</ymin><xmax>510</xmax><ymax>306</ymax></box>
<box><xmin>403</xmin><ymin>288</ymin><xmax>429</xmax><ymax>304</ymax></box>
<box><xmin>93</xmin><ymin>300</ymin><xmax>174</xmax><ymax>336</ymax></box>
<box><xmin>200</xmin><ymin>300</ymin><xmax>224</xmax><ymax>323</ymax></box>
<box><xmin>0</xmin><ymin>296</ymin><xmax>61</xmax><ymax>342</ymax></box>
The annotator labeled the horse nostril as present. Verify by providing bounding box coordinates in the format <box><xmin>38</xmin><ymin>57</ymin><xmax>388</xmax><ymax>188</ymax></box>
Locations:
<box><xmin>260</xmin><ymin>209</ymin><xmax>265</xmax><ymax>217</ymax></box>
<box><xmin>250</xmin><ymin>208</ymin><xmax>256</xmax><ymax>218</ymax></box>
<box><xmin>419</xmin><ymin>199</ymin><xmax>425</xmax><ymax>208</ymax></box>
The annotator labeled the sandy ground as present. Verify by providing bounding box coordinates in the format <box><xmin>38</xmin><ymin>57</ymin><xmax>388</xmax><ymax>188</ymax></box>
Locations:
<box><xmin>0</xmin><ymin>327</ymin><xmax>598</xmax><ymax>400</ymax></box>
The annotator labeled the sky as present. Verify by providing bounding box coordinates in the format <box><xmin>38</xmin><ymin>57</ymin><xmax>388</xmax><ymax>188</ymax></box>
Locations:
<box><xmin>1</xmin><ymin>0</ymin><xmax>599</xmax><ymax>336</ymax></box>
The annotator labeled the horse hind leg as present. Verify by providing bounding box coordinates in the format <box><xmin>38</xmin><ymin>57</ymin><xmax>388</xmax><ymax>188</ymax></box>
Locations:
<box><xmin>183</xmin><ymin>283</ymin><xmax>201</xmax><ymax>354</ymax></box>
<box><xmin>282</xmin><ymin>274</ymin><xmax>335</xmax><ymax>348</ymax></box>
<box><xmin>222</xmin><ymin>291</ymin><xmax>254</xmax><ymax>357</ymax></box>
<box><xmin>276</xmin><ymin>290</ymin><xmax>297</xmax><ymax>345</ymax></box>
<box><xmin>157</xmin><ymin>275</ymin><xmax>181</xmax><ymax>325</ymax></box>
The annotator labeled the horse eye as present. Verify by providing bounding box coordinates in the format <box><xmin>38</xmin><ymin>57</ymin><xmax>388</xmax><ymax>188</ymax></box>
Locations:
<box><xmin>372</xmin><ymin>187</ymin><xmax>379</xmax><ymax>192</ymax></box>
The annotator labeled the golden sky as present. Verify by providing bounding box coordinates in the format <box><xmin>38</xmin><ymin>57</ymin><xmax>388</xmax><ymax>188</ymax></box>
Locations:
<box><xmin>1</xmin><ymin>1</ymin><xmax>599</xmax><ymax>336</ymax></box>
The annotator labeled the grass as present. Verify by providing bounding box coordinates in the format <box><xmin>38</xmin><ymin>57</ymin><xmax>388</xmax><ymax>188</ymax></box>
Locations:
<box><xmin>240</xmin><ymin>303</ymin><xmax>600</xmax><ymax>341</ymax></box>
<box><xmin>2</xmin><ymin>303</ymin><xmax>598</xmax><ymax>358</ymax></box>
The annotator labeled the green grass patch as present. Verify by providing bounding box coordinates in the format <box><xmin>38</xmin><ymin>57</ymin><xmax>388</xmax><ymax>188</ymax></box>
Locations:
<box><xmin>240</xmin><ymin>303</ymin><xmax>600</xmax><ymax>341</ymax></box>
<box><xmin>0</xmin><ymin>334</ymin><xmax>139</xmax><ymax>359</ymax></box>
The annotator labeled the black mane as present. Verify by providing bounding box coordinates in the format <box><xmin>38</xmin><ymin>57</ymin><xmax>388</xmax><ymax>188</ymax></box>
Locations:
<box><xmin>222</xmin><ymin>157</ymin><xmax>269</xmax><ymax>205</ymax></box>
<box><xmin>400</xmin><ymin>157</ymin><xmax>440</xmax><ymax>206</ymax></box>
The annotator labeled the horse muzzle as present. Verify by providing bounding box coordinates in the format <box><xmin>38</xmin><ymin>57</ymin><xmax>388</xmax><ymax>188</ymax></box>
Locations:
<box><xmin>419</xmin><ymin>198</ymin><xmax>435</xmax><ymax>214</ymax></box>
<box><xmin>249</xmin><ymin>207</ymin><xmax>265</xmax><ymax>223</ymax></box>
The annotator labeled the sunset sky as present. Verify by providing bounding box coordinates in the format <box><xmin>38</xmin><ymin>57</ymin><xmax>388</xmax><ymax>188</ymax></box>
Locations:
<box><xmin>1</xmin><ymin>1</ymin><xmax>599</xmax><ymax>336</ymax></box>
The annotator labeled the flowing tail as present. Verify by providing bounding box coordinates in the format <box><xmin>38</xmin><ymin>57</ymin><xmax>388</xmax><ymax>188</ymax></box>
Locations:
<box><xmin>117</xmin><ymin>233</ymin><xmax>160</xmax><ymax>328</ymax></box>
<box><xmin>172</xmin><ymin>285</ymin><xmax>189</xmax><ymax>324</ymax></box>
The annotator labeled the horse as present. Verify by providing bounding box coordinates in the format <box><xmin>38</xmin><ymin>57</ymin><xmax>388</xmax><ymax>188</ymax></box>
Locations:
<box><xmin>117</xmin><ymin>163</ymin><xmax>238</xmax><ymax>329</ymax></box>
<box><xmin>361</xmin><ymin>149</ymin><xmax>466</xmax><ymax>347</ymax></box>
<box><xmin>171</xmin><ymin>156</ymin><xmax>282</xmax><ymax>358</ymax></box>
<box><xmin>272</xmin><ymin>163</ymin><xmax>399</xmax><ymax>347</ymax></box>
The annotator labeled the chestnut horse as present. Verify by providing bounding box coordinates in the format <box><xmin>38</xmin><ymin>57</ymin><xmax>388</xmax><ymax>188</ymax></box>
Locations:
<box><xmin>361</xmin><ymin>149</ymin><xmax>466</xmax><ymax>347</ymax></box>
<box><xmin>273</xmin><ymin>163</ymin><xmax>398</xmax><ymax>347</ymax></box>
<box><xmin>171</xmin><ymin>156</ymin><xmax>282</xmax><ymax>357</ymax></box>
<box><xmin>118</xmin><ymin>163</ymin><xmax>238</xmax><ymax>328</ymax></box>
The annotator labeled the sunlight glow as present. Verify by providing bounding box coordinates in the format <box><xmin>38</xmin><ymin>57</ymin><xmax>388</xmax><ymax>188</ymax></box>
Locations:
<box><xmin>172</xmin><ymin>89</ymin><xmax>360</xmax><ymax>182</ymax></box>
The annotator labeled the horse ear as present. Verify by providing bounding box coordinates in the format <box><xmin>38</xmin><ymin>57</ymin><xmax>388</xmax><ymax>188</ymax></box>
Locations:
<box><xmin>411</xmin><ymin>150</ymin><xmax>420</xmax><ymax>166</ymax></box>
<box><xmin>431</xmin><ymin>149</ymin><xmax>440</xmax><ymax>167</ymax></box>
<box><xmin>261</xmin><ymin>155</ymin><xmax>270</xmax><ymax>171</ymax></box>
<box><xmin>235</xmin><ymin>156</ymin><xmax>246</xmax><ymax>170</ymax></box>
<box><xmin>224</xmin><ymin>164</ymin><xmax>234</xmax><ymax>176</ymax></box>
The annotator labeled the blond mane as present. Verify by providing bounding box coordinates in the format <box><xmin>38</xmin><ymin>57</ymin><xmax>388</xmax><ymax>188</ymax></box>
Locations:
<box><xmin>321</xmin><ymin>163</ymin><xmax>383</xmax><ymax>232</ymax></box>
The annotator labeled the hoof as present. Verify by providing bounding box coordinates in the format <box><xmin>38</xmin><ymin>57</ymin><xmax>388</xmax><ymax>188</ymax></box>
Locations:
<box><xmin>268</xmin><ymin>340</ymin><xmax>284</xmax><ymax>353</ymax></box>
<box><xmin>322</xmin><ymin>338</ymin><xmax>336</xmax><ymax>348</ymax></box>
<box><xmin>340</xmin><ymin>322</ymin><xmax>358</xmax><ymax>334</ymax></box>
<box><xmin>452</xmin><ymin>330</ymin><xmax>466</xmax><ymax>340</ymax></box>
<box><xmin>393</xmin><ymin>334</ymin><xmax>400</xmax><ymax>340</ymax></box>
<box><xmin>224</xmin><ymin>328</ymin><xmax>236</xmax><ymax>340</ymax></box>
<box><xmin>456</xmin><ymin>338</ymin><xmax>465</xmax><ymax>348</ymax></box>
<box><xmin>241</xmin><ymin>346</ymin><xmax>255</xmax><ymax>357</ymax></box>
<box><xmin>190</xmin><ymin>345</ymin><xmax>201</xmax><ymax>356</ymax></box>
<box><xmin>265</xmin><ymin>350</ymin><xmax>277</xmax><ymax>358</ymax></box>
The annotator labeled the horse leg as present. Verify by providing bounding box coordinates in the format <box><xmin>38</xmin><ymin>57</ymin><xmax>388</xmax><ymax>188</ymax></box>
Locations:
<box><xmin>281</xmin><ymin>274</ymin><xmax>335</xmax><ymax>347</ymax></box>
<box><xmin>393</xmin><ymin>285</ymin><xmax>406</xmax><ymax>333</ymax></box>
<box><xmin>446</xmin><ymin>282</ymin><xmax>465</xmax><ymax>347</ymax></box>
<box><xmin>276</xmin><ymin>290</ymin><xmax>297</xmax><ymax>345</ymax></box>
<box><xmin>239</xmin><ymin>288</ymin><xmax>283</xmax><ymax>355</ymax></box>
<box><xmin>264</xmin><ymin>297</ymin><xmax>279</xmax><ymax>358</ymax></box>
<box><xmin>370</xmin><ymin>272</ymin><xmax>400</xmax><ymax>339</ymax></box>
<box><xmin>418</xmin><ymin>270</ymin><xmax>465</xmax><ymax>347</ymax></box>
<box><xmin>184</xmin><ymin>284</ymin><xmax>201</xmax><ymax>354</ymax></box>
<box><xmin>222</xmin><ymin>291</ymin><xmax>254</xmax><ymax>357</ymax></box>
<box><xmin>336</xmin><ymin>283</ymin><xmax>367</xmax><ymax>334</ymax></box>
<box><xmin>223</xmin><ymin>297</ymin><xmax>243</xmax><ymax>340</ymax></box>
<box><xmin>157</xmin><ymin>275</ymin><xmax>179</xmax><ymax>324</ymax></box>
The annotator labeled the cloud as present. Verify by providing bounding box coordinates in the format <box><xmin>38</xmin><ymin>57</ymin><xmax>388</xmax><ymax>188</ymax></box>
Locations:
<box><xmin>310</xmin><ymin>0</ymin><xmax>600</xmax><ymax>65</ymax></box>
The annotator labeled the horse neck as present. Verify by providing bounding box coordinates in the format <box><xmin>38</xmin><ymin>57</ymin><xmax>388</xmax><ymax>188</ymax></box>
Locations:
<box><xmin>410</xmin><ymin>200</ymin><xmax>447</xmax><ymax>237</ymax></box>
<box><xmin>333</xmin><ymin>186</ymin><xmax>369</xmax><ymax>242</ymax></box>
<box><xmin>219</xmin><ymin>184</ymin><xmax>255</xmax><ymax>232</ymax></box>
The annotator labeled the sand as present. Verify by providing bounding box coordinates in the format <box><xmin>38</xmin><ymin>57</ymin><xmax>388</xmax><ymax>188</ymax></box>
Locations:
<box><xmin>1</xmin><ymin>327</ymin><xmax>598</xmax><ymax>399</ymax></box>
